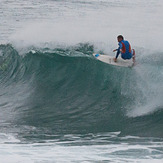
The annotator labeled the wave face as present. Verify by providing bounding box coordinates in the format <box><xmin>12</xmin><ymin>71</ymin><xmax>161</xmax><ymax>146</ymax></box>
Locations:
<box><xmin>0</xmin><ymin>44</ymin><xmax>163</xmax><ymax>141</ymax></box>
<box><xmin>1</xmin><ymin>0</ymin><xmax>163</xmax><ymax>162</ymax></box>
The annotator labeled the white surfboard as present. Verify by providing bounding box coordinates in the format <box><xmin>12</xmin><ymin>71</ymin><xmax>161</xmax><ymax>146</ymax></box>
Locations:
<box><xmin>93</xmin><ymin>53</ymin><xmax>134</xmax><ymax>67</ymax></box>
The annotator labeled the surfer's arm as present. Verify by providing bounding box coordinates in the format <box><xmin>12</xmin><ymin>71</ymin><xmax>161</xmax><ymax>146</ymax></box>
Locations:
<box><xmin>114</xmin><ymin>58</ymin><xmax>117</xmax><ymax>62</ymax></box>
<box><xmin>113</xmin><ymin>49</ymin><xmax>118</xmax><ymax>52</ymax></box>
<box><xmin>115</xmin><ymin>47</ymin><xmax>120</xmax><ymax>59</ymax></box>
<box><xmin>114</xmin><ymin>43</ymin><xmax>122</xmax><ymax>62</ymax></box>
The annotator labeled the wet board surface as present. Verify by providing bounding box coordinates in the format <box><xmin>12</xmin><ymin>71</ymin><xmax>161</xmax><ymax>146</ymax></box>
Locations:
<box><xmin>93</xmin><ymin>53</ymin><xmax>134</xmax><ymax>67</ymax></box>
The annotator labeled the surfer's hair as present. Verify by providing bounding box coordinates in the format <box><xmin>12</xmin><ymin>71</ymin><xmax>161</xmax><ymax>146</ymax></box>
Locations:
<box><xmin>117</xmin><ymin>35</ymin><xmax>124</xmax><ymax>40</ymax></box>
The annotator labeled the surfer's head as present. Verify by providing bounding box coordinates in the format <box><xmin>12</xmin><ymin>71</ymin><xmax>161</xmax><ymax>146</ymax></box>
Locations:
<box><xmin>117</xmin><ymin>35</ymin><xmax>124</xmax><ymax>42</ymax></box>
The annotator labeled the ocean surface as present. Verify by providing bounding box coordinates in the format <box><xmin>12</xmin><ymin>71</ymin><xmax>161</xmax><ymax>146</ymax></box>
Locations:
<box><xmin>0</xmin><ymin>0</ymin><xmax>163</xmax><ymax>162</ymax></box>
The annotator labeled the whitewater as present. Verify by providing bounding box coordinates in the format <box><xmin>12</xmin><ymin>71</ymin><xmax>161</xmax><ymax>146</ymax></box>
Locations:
<box><xmin>0</xmin><ymin>0</ymin><xmax>163</xmax><ymax>162</ymax></box>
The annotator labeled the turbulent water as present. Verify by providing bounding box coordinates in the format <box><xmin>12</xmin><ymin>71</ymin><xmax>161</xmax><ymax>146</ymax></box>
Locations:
<box><xmin>0</xmin><ymin>0</ymin><xmax>163</xmax><ymax>162</ymax></box>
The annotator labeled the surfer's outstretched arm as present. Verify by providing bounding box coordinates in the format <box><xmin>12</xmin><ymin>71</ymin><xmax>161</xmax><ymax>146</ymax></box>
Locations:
<box><xmin>113</xmin><ymin>47</ymin><xmax>120</xmax><ymax>62</ymax></box>
<box><xmin>113</xmin><ymin>49</ymin><xmax>118</xmax><ymax>52</ymax></box>
<box><xmin>115</xmin><ymin>47</ymin><xmax>120</xmax><ymax>59</ymax></box>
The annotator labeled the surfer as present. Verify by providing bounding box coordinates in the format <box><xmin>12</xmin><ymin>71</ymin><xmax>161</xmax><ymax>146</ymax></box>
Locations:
<box><xmin>113</xmin><ymin>35</ymin><xmax>135</xmax><ymax>63</ymax></box>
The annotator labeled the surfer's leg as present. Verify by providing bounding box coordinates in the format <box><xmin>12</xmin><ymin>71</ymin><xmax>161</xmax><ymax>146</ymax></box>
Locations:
<box><xmin>132</xmin><ymin>49</ymin><xmax>136</xmax><ymax>63</ymax></box>
<box><xmin>121</xmin><ymin>53</ymin><xmax>127</xmax><ymax>60</ymax></box>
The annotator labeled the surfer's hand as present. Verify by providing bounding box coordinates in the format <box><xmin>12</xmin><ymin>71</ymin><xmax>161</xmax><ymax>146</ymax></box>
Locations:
<box><xmin>113</xmin><ymin>49</ymin><xmax>117</xmax><ymax>52</ymax></box>
<box><xmin>114</xmin><ymin>58</ymin><xmax>117</xmax><ymax>62</ymax></box>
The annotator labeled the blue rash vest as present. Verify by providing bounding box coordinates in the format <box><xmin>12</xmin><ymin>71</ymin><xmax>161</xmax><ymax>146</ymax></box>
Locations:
<box><xmin>116</xmin><ymin>40</ymin><xmax>132</xmax><ymax>60</ymax></box>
